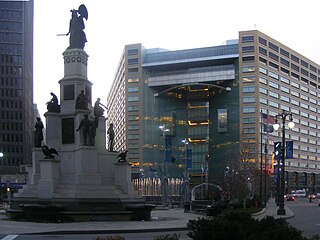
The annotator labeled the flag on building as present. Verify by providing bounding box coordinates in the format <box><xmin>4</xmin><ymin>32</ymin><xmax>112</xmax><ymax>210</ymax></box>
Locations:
<box><xmin>286</xmin><ymin>141</ymin><xmax>293</xmax><ymax>159</ymax></box>
<box><xmin>262</xmin><ymin>113</ymin><xmax>275</xmax><ymax>133</ymax></box>
<box><xmin>261</xmin><ymin>113</ymin><xmax>275</xmax><ymax>124</ymax></box>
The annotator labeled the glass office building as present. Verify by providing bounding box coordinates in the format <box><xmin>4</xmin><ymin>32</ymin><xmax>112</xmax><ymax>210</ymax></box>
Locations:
<box><xmin>0</xmin><ymin>1</ymin><xmax>34</xmax><ymax>178</ymax></box>
<box><xmin>107</xmin><ymin>30</ymin><xmax>320</xmax><ymax>192</ymax></box>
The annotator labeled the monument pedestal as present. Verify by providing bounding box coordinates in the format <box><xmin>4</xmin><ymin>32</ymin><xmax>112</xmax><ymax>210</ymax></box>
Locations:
<box><xmin>8</xmin><ymin>48</ymin><xmax>153</xmax><ymax>222</ymax></box>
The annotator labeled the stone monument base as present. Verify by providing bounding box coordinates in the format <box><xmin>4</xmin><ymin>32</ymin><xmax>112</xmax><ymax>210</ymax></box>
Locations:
<box><xmin>7</xmin><ymin>197</ymin><xmax>154</xmax><ymax>222</ymax></box>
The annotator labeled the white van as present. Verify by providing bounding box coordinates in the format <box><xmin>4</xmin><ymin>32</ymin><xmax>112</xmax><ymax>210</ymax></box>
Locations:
<box><xmin>295</xmin><ymin>189</ymin><xmax>306</xmax><ymax>197</ymax></box>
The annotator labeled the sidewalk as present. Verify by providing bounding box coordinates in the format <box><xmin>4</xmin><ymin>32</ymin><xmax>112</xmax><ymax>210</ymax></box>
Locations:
<box><xmin>0</xmin><ymin>198</ymin><xmax>294</xmax><ymax>235</ymax></box>
<box><xmin>252</xmin><ymin>197</ymin><xmax>295</xmax><ymax>220</ymax></box>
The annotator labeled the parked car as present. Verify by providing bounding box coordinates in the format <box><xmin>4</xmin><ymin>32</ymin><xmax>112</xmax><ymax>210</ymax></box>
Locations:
<box><xmin>295</xmin><ymin>190</ymin><xmax>306</xmax><ymax>197</ymax></box>
<box><xmin>286</xmin><ymin>195</ymin><xmax>295</xmax><ymax>201</ymax></box>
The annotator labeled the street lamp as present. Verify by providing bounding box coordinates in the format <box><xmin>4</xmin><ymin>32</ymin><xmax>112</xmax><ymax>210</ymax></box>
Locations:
<box><xmin>182</xmin><ymin>139</ymin><xmax>189</xmax><ymax>204</ymax></box>
<box><xmin>159</xmin><ymin>126</ymin><xmax>170</xmax><ymax>207</ymax></box>
<box><xmin>273</xmin><ymin>110</ymin><xmax>295</xmax><ymax>215</ymax></box>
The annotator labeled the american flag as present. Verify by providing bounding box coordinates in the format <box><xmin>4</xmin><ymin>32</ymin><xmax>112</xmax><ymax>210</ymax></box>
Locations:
<box><xmin>261</xmin><ymin>113</ymin><xmax>275</xmax><ymax>124</ymax></box>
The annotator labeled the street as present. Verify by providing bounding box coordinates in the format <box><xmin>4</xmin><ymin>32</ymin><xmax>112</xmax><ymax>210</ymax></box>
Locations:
<box><xmin>0</xmin><ymin>230</ymin><xmax>191</xmax><ymax>240</ymax></box>
<box><xmin>286</xmin><ymin>197</ymin><xmax>320</xmax><ymax>237</ymax></box>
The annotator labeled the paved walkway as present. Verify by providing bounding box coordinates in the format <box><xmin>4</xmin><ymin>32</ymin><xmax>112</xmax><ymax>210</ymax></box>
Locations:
<box><xmin>0</xmin><ymin>198</ymin><xmax>294</xmax><ymax>235</ymax></box>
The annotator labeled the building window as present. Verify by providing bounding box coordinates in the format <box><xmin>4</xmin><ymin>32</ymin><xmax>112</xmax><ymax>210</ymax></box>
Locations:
<box><xmin>280</xmin><ymin>76</ymin><xmax>290</xmax><ymax>84</ymax></box>
<box><xmin>242</xmin><ymin>55</ymin><xmax>255</xmax><ymax>62</ymax></box>
<box><xmin>242</xmin><ymin>86</ymin><xmax>255</xmax><ymax>93</ymax></box>
<box><xmin>291</xmin><ymin>81</ymin><xmax>299</xmax><ymax>89</ymax></box>
<box><xmin>291</xmin><ymin>72</ymin><xmax>299</xmax><ymax>80</ymax></box>
<box><xmin>280</xmin><ymin>57</ymin><xmax>290</xmax><ymax>67</ymax></box>
<box><xmin>259</xmin><ymin>87</ymin><xmax>268</xmax><ymax>95</ymax></box>
<box><xmin>260</xmin><ymin>97</ymin><xmax>268</xmax><ymax>105</ymax></box>
<box><xmin>128</xmin><ymin>134</ymin><xmax>139</xmax><ymax>140</ymax></box>
<box><xmin>128</xmin><ymin>58</ymin><xmax>139</xmax><ymax>65</ymax></box>
<box><xmin>269</xmin><ymin>61</ymin><xmax>279</xmax><ymax>70</ymax></box>
<box><xmin>259</xmin><ymin>47</ymin><xmax>267</xmax><ymax>56</ymax></box>
<box><xmin>218</xmin><ymin>108</ymin><xmax>227</xmax><ymax>132</ymax></box>
<box><xmin>291</xmin><ymin>63</ymin><xmax>300</xmax><ymax>72</ymax></box>
<box><xmin>243</xmin><ymin>96</ymin><xmax>255</xmax><ymax>103</ymax></box>
<box><xmin>242</xmin><ymin>75</ymin><xmax>255</xmax><ymax>82</ymax></box>
<box><xmin>280</xmin><ymin>48</ymin><xmax>290</xmax><ymax>58</ymax></box>
<box><xmin>242</xmin><ymin>35</ymin><xmax>254</xmax><ymax>42</ymax></box>
<box><xmin>128</xmin><ymin>48</ymin><xmax>138</xmax><ymax>56</ymax></box>
<box><xmin>259</xmin><ymin>77</ymin><xmax>267</xmax><ymax>84</ymax></box>
<box><xmin>128</xmin><ymin>124</ymin><xmax>139</xmax><ymax>130</ymax></box>
<box><xmin>291</xmin><ymin>99</ymin><xmax>299</xmax><ymax>106</ymax></box>
<box><xmin>243</xmin><ymin>127</ymin><xmax>255</xmax><ymax>134</ymax></box>
<box><xmin>301</xmin><ymin>68</ymin><xmax>308</xmax><ymax>77</ymax></box>
<box><xmin>268</xmin><ymin>42</ymin><xmax>279</xmax><ymax>52</ymax></box>
<box><xmin>242</xmin><ymin>46</ymin><xmax>254</xmax><ymax>53</ymax></box>
<box><xmin>259</xmin><ymin>36</ymin><xmax>267</xmax><ymax>46</ymax></box>
<box><xmin>259</xmin><ymin>57</ymin><xmax>267</xmax><ymax>65</ymax></box>
<box><xmin>243</xmin><ymin>107</ymin><xmax>255</xmax><ymax>113</ymax></box>
<box><xmin>310</xmin><ymin>64</ymin><xmax>317</xmax><ymax>73</ymax></box>
<box><xmin>269</xmin><ymin>52</ymin><xmax>279</xmax><ymax>62</ymax></box>
<box><xmin>128</xmin><ymin>86</ymin><xmax>139</xmax><ymax>92</ymax></box>
<box><xmin>259</xmin><ymin>66</ymin><xmax>267</xmax><ymax>74</ymax></box>
<box><xmin>128</xmin><ymin>115</ymin><xmax>139</xmax><ymax>121</ymax></box>
<box><xmin>280</xmin><ymin>67</ymin><xmax>290</xmax><ymax>76</ymax></box>
<box><xmin>242</xmin><ymin>66</ymin><xmax>255</xmax><ymax>72</ymax></box>
<box><xmin>269</xmin><ymin>81</ymin><xmax>279</xmax><ymax>89</ymax></box>
<box><xmin>243</xmin><ymin>117</ymin><xmax>255</xmax><ymax>123</ymax></box>
<box><xmin>280</xmin><ymin>95</ymin><xmax>289</xmax><ymax>102</ymax></box>
<box><xmin>291</xmin><ymin>54</ymin><xmax>299</xmax><ymax>63</ymax></box>
<box><xmin>128</xmin><ymin>96</ymin><xmax>138</xmax><ymax>102</ymax></box>
<box><xmin>269</xmin><ymin>91</ymin><xmax>279</xmax><ymax>99</ymax></box>
<box><xmin>301</xmin><ymin>60</ymin><xmax>308</xmax><ymax>68</ymax></box>
<box><xmin>269</xmin><ymin>101</ymin><xmax>279</xmax><ymax>108</ymax></box>
<box><xmin>280</xmin><ymin>86</ymin><xmax>290</xmax><ymax>93</ymax></box>
<box><xmin>128</xmin><ymin>106</ymin><xmax>138</xmax><ymax>111</ymax></box>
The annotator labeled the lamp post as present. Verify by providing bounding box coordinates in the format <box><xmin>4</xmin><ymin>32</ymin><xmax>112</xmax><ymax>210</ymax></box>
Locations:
<box><xmin>273</xmin><ymin>110</ymin><xmax>295</xmax><ymax>215</ymax></box>
<box><xmin>182</xmin><ymin>139</ymin><xmax>189</xmax><ymax>204</ymax></box>
<box><xmin>159</xmin><ymin>126</ymin><xmax>170</xmax><ymax>207</ymax></box>
<box><xmin>0</xmin><ymin>152</ymin><xmax>3</xmax><ymax>200</ymax></box>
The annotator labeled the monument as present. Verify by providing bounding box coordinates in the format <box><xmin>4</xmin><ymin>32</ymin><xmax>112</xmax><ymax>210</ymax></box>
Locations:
<box><xmin>7</xmin><ymin>5</ymin><xmax>152</xmax><ymax>222</ymax></box>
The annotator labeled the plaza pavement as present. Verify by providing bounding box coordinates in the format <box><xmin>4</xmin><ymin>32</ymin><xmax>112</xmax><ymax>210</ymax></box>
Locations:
<box><xmin>0</xmin><ymin>198</ymin><xmax>294</xmax><ymax>235</ymax></box>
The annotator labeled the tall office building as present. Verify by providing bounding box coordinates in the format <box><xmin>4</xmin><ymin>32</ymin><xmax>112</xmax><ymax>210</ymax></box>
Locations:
<box><xmin>0</xmin><ymin>1</ymin><xmax>34</xmax><ymax>179</ymax></box>
<box><xmin>107</xmin><ymin>30</ymin><xmax>320</xmax><ymax>192</ymax></box>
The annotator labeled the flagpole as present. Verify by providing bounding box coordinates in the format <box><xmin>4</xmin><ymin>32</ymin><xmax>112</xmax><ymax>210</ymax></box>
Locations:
<box><xmin>260</xmin><ymin>110</ymin><xmax>263</xmax><ymax>206</ymax></box>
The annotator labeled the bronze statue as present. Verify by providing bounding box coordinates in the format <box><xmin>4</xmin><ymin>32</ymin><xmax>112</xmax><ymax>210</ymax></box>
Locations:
<box><xmin>107</xmin><ymin>123</ymin><xmax>115</xmax><ymax>152</ymax></box>
<box><xmin>46</xmin><ymin>92</ymin><xmax>60</xmax><ymax>113</ymax></box>
<box><xmin>117</xmin><ymin>150</ymin><xmax>128</xmax><ymax>163</ymax></box>
<box><xmin>42</xmin><ymin>145</ymin><xmax>58</xmax><ymax>159</ymax></box>
<box><xmin>94</xmin><ymin>98</ymin><xmax>107</xmax><ymax>118</ymax></box>
<box><xmin>76</xmin><ymin>114</ymin><xmax>95</xmax><ymax>146</ymax></box>
<box><xmin>75</xmin><ymin>90</ymin><xmax>89</xmax><ymax>110</ymax></box>
<box><xmin>66</xmin><ymin>4</ymin><xmax>88</xmax><ymax>50</ymax></box>
<box><xmin>34</xmin><ymin>117</ymin><xmax>44</xmax><ymax>147</ymax></box>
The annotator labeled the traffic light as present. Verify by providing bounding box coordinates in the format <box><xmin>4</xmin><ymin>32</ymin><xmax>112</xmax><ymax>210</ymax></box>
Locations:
<box><xmin>274</xmin><ymin>142</ymin><xmax>281</xmax><ymax>160</ymax></box>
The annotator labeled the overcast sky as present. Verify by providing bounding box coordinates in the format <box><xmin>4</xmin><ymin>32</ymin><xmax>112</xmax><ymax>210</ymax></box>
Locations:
<box><xmin>33</xmin><ymin>0</ymin><xmax>320</xmax><ymax>117</ymax></box>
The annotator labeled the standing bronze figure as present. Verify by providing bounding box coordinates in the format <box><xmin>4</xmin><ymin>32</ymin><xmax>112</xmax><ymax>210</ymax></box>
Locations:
<box><xmin>66</xmin><ymin>4</ymin><xmax>88</xmax><ymax>50</ymax></box>
<box><xmin>34</xmin><ymin>117</ymin><xmax>44</xmax><ymax>147</ymax></box>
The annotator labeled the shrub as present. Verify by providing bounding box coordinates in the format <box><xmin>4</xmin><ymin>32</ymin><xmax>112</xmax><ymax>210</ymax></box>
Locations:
<box><xmin>187</xmin><ymin>212</ymin><xmax>317</xmax><ymax>240</ymax></box>
<box><xmin>95</xmin><ymin>236</ymin><xmax>125</xmax><ymax>240</ymax></box>
<box><xmin>154</xmin><ymin>233</ymin><xmax>180</xmax><ymax>240</ymax></box>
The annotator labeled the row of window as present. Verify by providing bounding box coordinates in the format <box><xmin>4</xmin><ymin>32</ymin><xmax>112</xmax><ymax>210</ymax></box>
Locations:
<box><xmin>0</xmin><ymin>88</ymin><xmax>23</xmax><ymax>97</ymax></box>
<box><xmin>0</xmin><ymin>111</ymin><xmax>23</xmax><ymax>120</ymax></box>
<box><xmin>1</xmin><ymin>122</ymin><xmax>23</xmax><ymax>131</ymax></box>
<box><xmin>0</xmin><ymin>54</ymin><xmax>22</xmax><ymax>64</ymax></box>
<box><xmin>1</xmin><ymin>65</ymin><xmax>22</xmax><ymax>75</ymax></box>
<box><xmin>0</xmin><ymin>43</ymin><xmax>22</xmax><ymax>54</ymax></box>
<box><xmin>242</xmin><ymin>34</ymin><xmax>320</xmax><ymax>74</ymax></box>
<box><xmin>0</xmin><ymin>99</ymin><xmax>23</xmax><ymax>108</ymax></box>
<box><xmin>0</xmin><ymin>32</ymin><xmax>22</xmax><ymax>43</ymax></box>
<box><xmin>0</xmin><ymin>133</ymin><xmax>23</xmax><ymax>142</ymax></box>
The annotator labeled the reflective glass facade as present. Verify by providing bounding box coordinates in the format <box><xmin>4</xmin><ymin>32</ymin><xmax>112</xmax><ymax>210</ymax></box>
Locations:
<box><xmin>0</xmin><ymin>1</ymin><xmax>34</xmax><ymax>175</ymax></box>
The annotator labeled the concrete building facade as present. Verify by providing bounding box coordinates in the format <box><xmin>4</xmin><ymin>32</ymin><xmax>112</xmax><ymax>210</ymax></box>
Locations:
<box><xmin>0</xmin><ymin>1</ymin><xmax>34</xmax><ymax>180</ymax></box>
<box><xmin>107</xmin><ymin>30</ymin><xmax>320</xmax><ymax>193</ymax></box>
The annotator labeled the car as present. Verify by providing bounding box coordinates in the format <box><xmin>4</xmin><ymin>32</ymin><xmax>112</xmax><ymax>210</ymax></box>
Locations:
<box><xmin>286</xmin><ymin>195</ymin><xmax>295</xmax><ymax>201</ymax></box>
